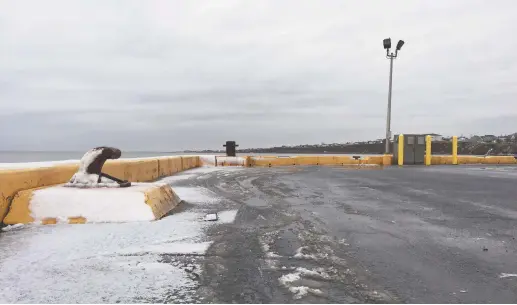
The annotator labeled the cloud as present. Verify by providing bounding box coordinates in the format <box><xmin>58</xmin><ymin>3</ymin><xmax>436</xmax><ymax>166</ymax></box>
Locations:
<box><xmin>1</xmin><ymin>0</ymin><xmax>516</xmax><ymax>150</ymax></box>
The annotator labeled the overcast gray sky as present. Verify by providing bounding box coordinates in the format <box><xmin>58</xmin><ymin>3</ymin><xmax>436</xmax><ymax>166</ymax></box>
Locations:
<box><xmin>1</xmin><ymin>0</ymin><xmax>516</xmax><ymax>151</ymax></box>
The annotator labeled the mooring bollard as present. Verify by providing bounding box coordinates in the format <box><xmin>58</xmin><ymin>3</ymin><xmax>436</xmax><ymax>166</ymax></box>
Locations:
<box><xmin>65</xmin><ymin>146</ymin><xmax>131</xmax><ymax>188</ymax></box>
<box><xmin>223</xmin><ymin>141</ymin><xmax>238</xmax><ymax>157</ymax></box>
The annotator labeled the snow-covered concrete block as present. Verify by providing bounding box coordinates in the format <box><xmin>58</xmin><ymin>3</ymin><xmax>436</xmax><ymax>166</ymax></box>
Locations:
<box><xmin>3</xmin><ymin>183</ymin><xmax>181</xmax><ymax>225</ymax></box>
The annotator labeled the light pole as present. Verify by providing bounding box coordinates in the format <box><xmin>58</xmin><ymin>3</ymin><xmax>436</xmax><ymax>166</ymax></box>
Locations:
<box><xmin>383</xmin><ymin>38</ymin><xmax>404</xmax><ymax>154</ymax></box>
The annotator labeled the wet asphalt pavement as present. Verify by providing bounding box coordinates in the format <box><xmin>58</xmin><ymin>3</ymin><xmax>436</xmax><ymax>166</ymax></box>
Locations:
<box><xmin>171</xmin><ymin>165</ymin><xmax>517</xmax><ymax>303</ymax></box>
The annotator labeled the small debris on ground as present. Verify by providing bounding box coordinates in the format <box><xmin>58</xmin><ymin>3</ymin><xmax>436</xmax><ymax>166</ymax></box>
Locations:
<box><xmin>204</xmin><ymin>213</ymin><xmax>218</xmax><ymax>221</ymax></box>
<box><xmin>482</xmin><ymin>246</ymin><xmax>488</xmax><ymax>251</ymax></box>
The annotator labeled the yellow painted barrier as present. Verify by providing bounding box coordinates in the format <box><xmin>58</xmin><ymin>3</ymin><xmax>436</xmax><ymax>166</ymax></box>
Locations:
<box><xmin>359</xmin><ymin>156</ymin><xmax>377</xmax><ymax>165</ymax></box>
<box><xmin>441</xmin><ymin>156</ymin><xmax>453</xmax><ymax>165</ymax></box>
<box><xmin>466</xmin><ymin>156</ymin><xmax>483</xmax><ymax>164</ymax></box>
<box><xmin>144</xmin><ymin>184</ymin><xmax>181</xmax><ymax>219</ymax></box>
<box><xmin>382</xmin><ymin>154</ymin><xmax>392</xmax><ymax>166</ymax></box>
<box><xmin>156</xmin><ymin>156</ymin><xmax>183</xmax><ymax>177</ymax></box>
<box><xmin>3</xmin><ymin>183</ymin><xmax>180</xmax><ymax>225</ymax></box>
<box><xmin>317</xmin><ymin>156</ymin><xmax>335</xmax><ymax>165</ymax></box>
<box><xmin>249</xmin><ymin>155</ymin><xmax>391</xmax><ymax>167</ymax></box>
<box><xmin>483</xmin><ymin>156</ymin><xmax>501</xmax><ymax>164</ymax></box>
<box><xmin>244</xmin><ymin>156</ymin><xmax>251</xmax><ymax>167</ymax></box>
<box><xmin>0</xmin><ymin>165</ymin><xmax>79</xmax><ymax>223</ymax></box>
<box><xmin>457</xmin><ymin>156</ymin><xmax>469</xmax><ymax>164</ymax></box>
<box><xmin>452</xmin><ymin>136</ymin><xmax>458</xmax><ymax>165</ymax></box>
<box><xmin>104</xmin><ymin>159</ymin><xmax>160</xmax><ymax>182</ymax></box>
<box><xmin>398</xmin><ymin>134</ymin><xmax>404</xmax><ymax>166</ymax></box>
<box><xmin>334</xmin><ymin>156</ymin><xmax>359</xmax><ymax>165</ymax></box>
<box><xmin>425</xmin><ymin>135</ymin><xmax>432</xmax><ymax>166</ymax></box>
<box><xmin>252</xmin><ymin>157</ymin><xmax>297</xmax><ymax>167</ymax></box>
<box><xmin>181</xmin><ymin>156</ymin><xmax>199</xmax><ymax>170</ymax></box>
<box><xmin>295</xmin><ymin>156</ymin><xmax>320</xmax><ymax>165</ymax></box>
<box><xmin>157</xmin><ymin>157</ymin><xmax>173</xmax><ymax>177</ymax></box>
<box><xmin>493</xmin><ymin>156</ymin><xmax>517</xmax><ymax>164</ymax></box>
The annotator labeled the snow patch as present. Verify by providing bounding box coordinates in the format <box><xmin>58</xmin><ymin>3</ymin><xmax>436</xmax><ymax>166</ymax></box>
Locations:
<box><xmin>259</xmin><ymin>231</ymin><xmax>282</xmax><ymax>258</ymax></box>
<box><xmin>172</xmin><ymin>187</ymin><xmax>220</xmax><ymax>205</ymax></box>
<box><xmin>65</xmin><ymin>172</ymin><xmax>121</xmax><ymax>188</ymax></box>
<box><xmin>78</xmin><ymin>148</ymin><xmax>102</xmax><ymax>172</ymax></box>
<box><xmin>215</xmin><ymin>156</ymin><xmax>246</xmax><ymax>166</ymax></box>
<box><xmin>279</xmin><ymin>272</ymin><xmax>301</xmax><ymax>285</ymax></box>
<box><xmin>120</xmin><ymin>241</ymin><xmax>213</xmax><ymax>256</ymax></box>
<box><xmin>160</xmin><ymin>173</ymin><xmax>197</xmax><ymax>183</ymax></box>
<box><xmin>0</xmin><ymin>209</ymin><xmax>209</xmax><ymax>303</ymax></box>
<box><xmin>199</xmin><ymin>155</ymin><xmax>216</xmax><ymax>166</ymax></box>
<box><xmin>296</xmin><ymin>267</ymin><xmax>331</xmax><ymax>280</ymax></box>
<box><xmin>279</xmin><ymin>271</ymin><xmax>324</xmax><ymax>300</ymax></box>
<box><xmin>289</xmin><ymin>286</ymin><xmax>323</xmax><ymax>299</ymax></box>
<box><xmin>1</xmin><ymin>223</ymin><xmax>24</xmax><ymax>232</ymax></box>
<box><xmin>217</xmin><ymin>210</ymin><xmax>238</xmax><ymax>224</ymax></box>
<box><xmin>29</xmin><ymin>184</ymin><xmax>158</xmax><ymax>223</ymax></box>
<box><xmin>293</xmin><ymin>246</ymin><xmax>318</xmax><ymax>260</ymax></box>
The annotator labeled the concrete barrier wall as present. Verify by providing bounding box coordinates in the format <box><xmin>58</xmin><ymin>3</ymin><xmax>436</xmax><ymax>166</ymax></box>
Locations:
<box><xmin>156</xmin><ymin>156</ymin><xmax>183</xmax><ymax>177</ymax></box>
<box><xmin>0</xmin><ymin>156</ymin><xmax>201</xmax><ymax>224</ymax></box>
<box><xmin>181</xmin><ymin>156</ymin><xmax>199</xmax><ymax>170</ymax></box>
<box><xmin>249</xmin><ymin>154</ymin><xmax>515</xmax><ymax>167</ymax></box>
<box><xmin>432</xmin><ymin>155</ymin><xmax>517</xmax><ymax>165</ymax></box>
<box><xmin>249</xmin><ymin>155</ymin><xmax>389</xmax><ymax>167</ymax></box>
<box><xmin>0</xmin><ymin>165</ymin><xmax>79</xmax><ymax>223</ymax></box>
<box><xmin>102</xmin><ymin>159</ymin><xmax>160</xmax><ymax>182</ymax></box>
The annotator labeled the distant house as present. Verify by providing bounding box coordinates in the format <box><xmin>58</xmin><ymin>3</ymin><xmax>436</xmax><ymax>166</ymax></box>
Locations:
<box><xmin>469</xmin><ymin>135</ymin><xmax>482</xmax><ymax>142</ymax></box>
<box><xmin>427</xmin><ymin>133</ymin><xmax>443</xmax><ymax>141</ymax></box>
<box><xmin>482</xmin><ymin>135</ymin><xmax>497</xmax><ymax>142</ymax></box>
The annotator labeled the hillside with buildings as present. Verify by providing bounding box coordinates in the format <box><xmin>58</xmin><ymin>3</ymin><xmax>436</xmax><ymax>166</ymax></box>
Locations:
<box><xmin>190</xmin><ymin>133</ymin><xmax>517</xmax><ymax>155</ymax></box>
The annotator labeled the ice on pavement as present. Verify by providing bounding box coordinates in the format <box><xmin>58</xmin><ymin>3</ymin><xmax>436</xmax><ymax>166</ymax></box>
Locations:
<box><xmin>119</xmin><ymin>241</ymin><xmax>214</xmax><ymax>256</ymax></box>
<box><xmin>289</xmin><ymin>286</ymin><xmax>323</xmax><ymax>299</ymax></box>
<box><xmin>499</xmin><ymin>273</ymin><xmax>517</xmax><ymax>278</ymax></box>
<box><xmin>161</xmin><ymin>173</ymin><xmax>197</xmax><ymax>182</ymax></box>
<box><xmin>1</xmin><ymin>223</ymin><xmax>24</xmax><ymax>232</ymax></box>
<box><xmin>279</xmin><ymin>268</ymin><xmax>328</xmax><ymax>300</ymax></box>
<box><xmin>0</xmin><ymin>211</ymin><xmax>207</xmax><ymax>303</ymax></box>
<box><xmin>173</xmin><ymin>186</ymin><xmax>221</xmax><ymax>204</ymax></box>
<box><xmin>217</xmin><ymin>210</ymin><xmax>238</xmax><ymax>223</ymax></box>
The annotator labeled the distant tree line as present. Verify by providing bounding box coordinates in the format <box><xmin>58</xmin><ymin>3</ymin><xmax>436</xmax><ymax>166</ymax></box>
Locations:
<box><xmin>186</xmin><ymin>132</ymin><xmax>517</xmax><ymax>155</ymax></box>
